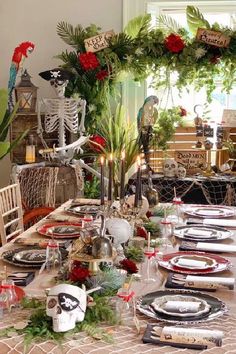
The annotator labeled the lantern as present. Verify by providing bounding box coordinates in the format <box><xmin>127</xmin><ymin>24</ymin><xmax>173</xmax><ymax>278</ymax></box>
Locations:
<box><xmin>15</xmin><ymin>69</ymin><xmax>38</xmax><ymax>112</ymax></box>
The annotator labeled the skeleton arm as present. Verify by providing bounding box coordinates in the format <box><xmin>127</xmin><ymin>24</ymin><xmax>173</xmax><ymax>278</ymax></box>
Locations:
<box><xmin>38</xmin><ymin>136</ymin><xmax>89</xmax><ymax>156</ymax></box>
<box><xmin>78</xmin><ymin>99</ymin><xmax>86</xmax><ymax>136</ymax></box>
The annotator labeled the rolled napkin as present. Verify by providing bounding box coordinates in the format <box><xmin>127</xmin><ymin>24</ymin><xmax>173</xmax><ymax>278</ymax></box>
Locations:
<box><xmin>185</xmin><ymin>275</ymin><xmax>235</xmax><ymax>290</ymax></box>
<box><xmin>185</xmin><ymin>229</ymin><xmax>213</xmax><ymax>237</ymax></box>
<box><xmin>159</xmin><ymin>326</ymin><xmax>223</xmax><ymax>347</ymax></box>
<box><xmin>164</xmin><ymin>300</ymin><xmax>201</xmax><ymax>313</ymax></box>
<box><xmin>203</xmin><ymin>219</ymin><xmax>236</xmax><ymax>228</ymax></box>
<box><xmin>196</xmin><ymin>242</ymin><xmax>236</xmax><ymax>253</ymax></box>
<box><xmin>175</xmin><ymin>258</ymin><xmax>207</xmax><ymax>268</ymax></box>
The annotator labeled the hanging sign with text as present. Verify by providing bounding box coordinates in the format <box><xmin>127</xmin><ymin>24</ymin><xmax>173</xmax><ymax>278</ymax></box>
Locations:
<box><xmin>175</xmin><ymin>150</ymin><xmax>206</xmax><ymax>173</ymax></box>
<box><xmin>196</xmin><ymin>28</ymin><xmax>230</xmax><ymax>48</ymax></box>
<box><xmin>84</xmin><ymin>30</ymin><xmax>115</xmax><ymax>52</ymax></box>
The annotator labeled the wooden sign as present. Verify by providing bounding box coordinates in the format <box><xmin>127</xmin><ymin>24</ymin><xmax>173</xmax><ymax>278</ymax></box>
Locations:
<box><xmin>222</xmin><ymin>109</ymin><xmax>236</xmax><ymax>127</ymax></box>
<box><xmin>196</xmin><ymin>28</ymin><xmax>230</xmax><ymax>48</ymax></box>
<box><xmin>84</xmin><ymin>30</ymin><xmax>115</xmax><ymax>52</ymax></box>
<box><xmin>175</xmin><ymin>150</ymin><xmax>206</xmax><ymax>173</ymax></box>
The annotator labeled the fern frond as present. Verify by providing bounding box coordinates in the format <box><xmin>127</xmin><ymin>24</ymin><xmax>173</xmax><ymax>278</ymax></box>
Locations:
<box><xmin>156</xmin><ymin>14</ymin><xmax>181</xmax><ymax>33</ymax></box>
<box><xmin>187</xmin><ymin>6</ymin><xmax>210</xmax><ymax>35</ymax></box>
<box><xmin>124</xmin><ymin>14</ymin><xmax>151</xmax><ymax>38</ymax></box>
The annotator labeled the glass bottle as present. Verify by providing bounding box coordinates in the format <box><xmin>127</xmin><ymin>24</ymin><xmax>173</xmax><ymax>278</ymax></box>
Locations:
<box><xmin>45</xmin><ymin>240</ymin><xmax>62</xmax><ymax>272</ymax></box>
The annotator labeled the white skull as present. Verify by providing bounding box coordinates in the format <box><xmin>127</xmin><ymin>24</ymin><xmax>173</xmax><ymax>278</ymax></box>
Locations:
<box><xmin>124</xmin><ymin>195</ymin><xmax>149</xmax><ymax>217</ymax></box>
<box><xmin>177</xmin><ymin>165</ymin><xmax>186</xmax><ymax>178</ymax></box>
<box><xmin>163</xmin><ymin>159</ymin><xmax>178</xmax><ymax>177</ymax></box>
<box><xmin>46</xmin><ymin>284</ymin><xmax>87</xmax><ymax>332</ymax></box>
<box><xmin>50</xmin><ymin>79</ymin><xmax>68</xmax><ymax>98</ymax></box>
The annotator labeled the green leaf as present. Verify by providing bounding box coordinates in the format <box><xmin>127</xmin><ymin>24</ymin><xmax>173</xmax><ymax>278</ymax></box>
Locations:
<box><xmin>187</xmin><ymin>6</ymin><xmax>210</xmax><ymax>35</ymax></box>
<box><xmin>0</xmin><ymin>101</ymin><xmax>19</xmax><ymax>141</ymax></box>
<box><xmin>0</xmin><ymin>89</ymin><xmax>8</xmax><ymax>125</ymax></box>
<box><xmin>156</xmin><ymin>14</ymin><xmax>181</xmax><ymax>33</ymax></box>
<box><xmin>124</xmin><ymin>14</ymin><xmax>151</xmax><ymax>38</ymax></box>
<box><xmin>0</xmin><ymin>142</ymin><xmax>10</xmax><ymax>159</ymax></box>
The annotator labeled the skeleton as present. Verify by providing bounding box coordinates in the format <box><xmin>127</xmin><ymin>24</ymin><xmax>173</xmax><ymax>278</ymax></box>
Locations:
<box><xmin>37</xmin><ymin>68</ymin><xmax>87</xmax><ymax>164</ymax></box>
<box><xmin>177</xmin><ymin>165</ymin><xmax>187</xmax><ymax>178</ymax></box>
<box><xmin>46</xmin><ymin>283</ymin><xmax>87</xmax><ymax>332</ymax></box>
<box><xmin>163</xmin><ymin>159</ymin><xmax>178</xmax><ymax>178</ymax></box>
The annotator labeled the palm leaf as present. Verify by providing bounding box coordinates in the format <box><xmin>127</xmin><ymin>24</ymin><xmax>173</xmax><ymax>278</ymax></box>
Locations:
<box><xmin>57</xmin><ymin>21</ymin><xmax>85</xmax><ymax>50</ymax></box>
<box><xmin>187</xmin><ymin>6</ymin><xmax>210</xmax><ymax>35</ymax></box>
<box><xmin>0</xmin><ymin>89</ymin><xmax>8</xmax><ymax>125</ymax></box>
<box><xmin>0</xmin><ymin>101</ymin><xmax>19</xmax><ymax>141</ymax></box>
<box><xmin>124</xmin><ymin>14</ymin><xmax>151</xmax><ymax>38</ymax></box>
<box><xmin>156</xmin><ymin>14</ymin><xmax>181</xmax><ymax>33</ymax></box>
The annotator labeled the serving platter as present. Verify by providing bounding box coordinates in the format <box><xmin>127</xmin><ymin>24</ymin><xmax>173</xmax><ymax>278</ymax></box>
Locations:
<box><xmin>137</xmin><ymin>289</ymin><xmax>227</xmax><ymax>324</ymax></box>
<box><xmin>158</xmin><ymin>251</ymin><xmax>231</xmax><ymax>275</ymax></box>
<box><xmin>37</xmin><ymin>222</ymin><xmax>82</xmax><ymax>238</ymax></box>
<box><xmin>184</xmin><ymin>205</ymin><xmax>234</xmax><ymax>218</ymax></box>
<box><xmin>1</xmin><ymin>247</ymin><xmax>68</xmax><ymax>268</ymax></box>
<box><xmin>174</xmin><ymin>224</ymin><xmax>232</xmax><ymax>242</ymax></box>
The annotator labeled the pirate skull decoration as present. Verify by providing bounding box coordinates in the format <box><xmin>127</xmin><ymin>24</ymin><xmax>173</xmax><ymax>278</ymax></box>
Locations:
<box><xmin>177</xmin><ymin>165</ymin><xmax>187</xmax><ymax>178</ymax></box>
<box><xmin>123</xmin><ymin>194</ymin><xmax>149</xmax><ymax>216</ymax></box>
<box><xmin>163</xmin><ymin>159</ymin><xmax>178</xmax><ymax>177</ymax></box>
<box><xmin>46</xmin><ymin>284</ymin><xmax>87</xmax><ymax>332</ymax></box>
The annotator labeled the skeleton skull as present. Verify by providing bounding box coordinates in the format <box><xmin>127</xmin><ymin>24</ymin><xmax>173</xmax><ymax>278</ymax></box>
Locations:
<box><xmin>123</xmin><ymin>195</ymin><xmax>149</xmax><ymax>216</ymax></box>
<box><xmin>177</xmin><ymin>165</ymin><xmax>187</xmax><ymax>178</ymax></box>
<box><xmin>163</xmin><ymin>159</ymin><xmax>178</xmax><ymax>177</ymax></box>
<box><xmin>46</xmin><ymin>284</ymin><xmax>87</xmax><ymax>332</ymax></box>
<box><xmin>50</xmin><ymin>78</ymin><xmax>68</xmax><ymax>98</ymax></box>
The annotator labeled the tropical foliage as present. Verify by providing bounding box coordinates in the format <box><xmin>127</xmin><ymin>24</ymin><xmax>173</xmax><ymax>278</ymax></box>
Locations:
<box><xmin>0</xmin><ymin>88</ymin><xmax>28</xmax><ymax>160</ymax></box>
<box><xmin>56</xmin><ymin>6</ymin><xmax>236</xmax><ymax>132</ymax></box>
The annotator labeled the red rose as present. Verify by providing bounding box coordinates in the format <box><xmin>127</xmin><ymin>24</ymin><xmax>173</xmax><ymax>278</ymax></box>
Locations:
<box><xmin>69</xmin><ymin>266</ymin><xmax>90</xmax><ymax>283</ymax></box>
<box><xmin>78</xmin><ymin>52</ymin><xmax>100</xmax><ymax>71</ymax></box>
<box><xmin>120</xmin><ymin>259</ymin><xmax>138</xmax><ymax>274</ymax></box>
<box><xmin>164</xmin><ymin>34</ymin><xmax>185</xmax><ymax>53</ymax></box>
<box><xmin>96</xmin><ymin>70</ymin><xmax>108</xmax><ymax>81</ymax></box>
<box><xmin>179</xmin><ymin>106</ymin><xmax>187</xmax><ymax>116</ymax></box>
<box><xmin>89</xmin><ymin>134</ymin><xmax>106</xmax><ymax>153</ymax></box>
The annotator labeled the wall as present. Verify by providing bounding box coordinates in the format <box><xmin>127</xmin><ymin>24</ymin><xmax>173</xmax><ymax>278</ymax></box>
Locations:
<box><xmin>0</xmin><ymin>0</ymin><xmax>122</xmax><ymax>187</ymax></box>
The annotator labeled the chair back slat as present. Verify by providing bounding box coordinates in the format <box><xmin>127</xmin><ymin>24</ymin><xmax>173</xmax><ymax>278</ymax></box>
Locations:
<box><xmin>0</xmin><ymin>183</ymin><xmax>24</xmax><ymax>245</ymax></box>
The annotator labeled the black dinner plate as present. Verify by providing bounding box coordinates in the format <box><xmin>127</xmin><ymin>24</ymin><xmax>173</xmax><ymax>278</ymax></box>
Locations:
<box><xmin>137</xmin><ymin>289</ymin><xmax>227</xmax><ymax>324</ymax></box>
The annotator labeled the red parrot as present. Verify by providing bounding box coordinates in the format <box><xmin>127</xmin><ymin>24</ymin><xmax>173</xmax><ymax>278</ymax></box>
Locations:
<box><xmin>8</xmin><ymin>41</ymin><xmax>35</xmax><ymax>111</ymax></box>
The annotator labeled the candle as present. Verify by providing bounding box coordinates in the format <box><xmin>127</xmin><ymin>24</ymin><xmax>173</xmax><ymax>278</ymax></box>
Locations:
<box><xmin>147</xmin><ymin>232</ymin><xmax>151</xmax><ymax>250</ymax></box>
<box><xmin>100</xmin><ymin>156</ymin><xmax>105</xmax><ymax>205</ymax></box>
<box><xmin>134</xmin><ymin>156</ymin><xmax>141</xmax><ymax>207</ymax></box>
<box><xmin>108</xmin><ymin>153</ymin><xmax>113</xmax><ymax>202</ymax></box>
<box><xmin>120</xmin><ymin>151</ymin><xmax>126</xmax><ymax>201</ymax></box>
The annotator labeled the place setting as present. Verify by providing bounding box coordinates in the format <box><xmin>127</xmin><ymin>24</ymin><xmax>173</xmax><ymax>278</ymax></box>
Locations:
<box><xmin>173</xmin><ymin>224</ymin><xmax>233</xmax><ymax>242</ymax></box>
<box><xmin>37</xmin><ymin>221</ymin><xmax>83</xmax><ymax>239</ymax></box>
<box><xmin>183</xmin><ymin>205</ymin><xmax>235</xmax><ymax>219</ymax></box>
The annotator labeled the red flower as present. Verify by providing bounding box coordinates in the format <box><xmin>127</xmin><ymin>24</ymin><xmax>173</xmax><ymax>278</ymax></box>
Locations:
<box><xmin>89</xmin><ymin>134</ymin><xmax>106</xmax><ymax>153</ymax></box>
<box><xmin>120</xmin><ymin>259</ymin><xmax>138</xmax><ymax>274</ymax></box>
<box><xmin>96</xmin><ymin>70</ymin><xmax>108</xmax><ymax>81</ymax></box>
<box><xmin>136</xmin><ymin>226</ymin><xmax>148</xmax><ymax>239</ymax></box>
<box><xmin>78</xmin><ymin>52</ymin><xmax>100</xmax><ymax>71</ymax></box>
<box><xmin>164</xmin><ymin>34</ymin><xmax>185</xmax><ymax>53</ymax></box>
<box><xmin>69</xmin><ymin>266</ymin><xmax>90</xmax><ymax>283</ymax></box>
<box><xmin>179</xmin><ymin>106</ymin><xmax>187</xmax><ymax>116</ymax></box>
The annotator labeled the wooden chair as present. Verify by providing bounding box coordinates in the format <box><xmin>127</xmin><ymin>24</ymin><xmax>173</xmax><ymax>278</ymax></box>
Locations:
<box><xmin>0</xmin><ymin>183</ymin><xmax>24</xmax><ymax>245</ymax></box>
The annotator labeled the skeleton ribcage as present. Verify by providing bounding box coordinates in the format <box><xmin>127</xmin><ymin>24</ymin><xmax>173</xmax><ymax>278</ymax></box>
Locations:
<box><xmin>44</xmin><ymin>99</ymin><xmax>80</xmax><ymax>134</ymax></box>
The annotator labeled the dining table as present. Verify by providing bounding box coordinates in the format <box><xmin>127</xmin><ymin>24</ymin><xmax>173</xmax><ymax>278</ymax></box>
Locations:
<box><xmin>1</xmin><ymin>200</ymin><xmax>236</xmax><ymax>354</ymax></box>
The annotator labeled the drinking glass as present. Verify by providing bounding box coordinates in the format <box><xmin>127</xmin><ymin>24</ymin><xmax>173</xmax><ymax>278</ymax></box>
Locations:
<box><xmin>1</xmin><ymin>279</ymin><xmax>18</xmax><ymax>312</ymax></box>
<box><xmin>46</xmin><ymin>240</ymin><xmax>62</xmax><ymax>272</ymax></box>
<box><xmin>143</xmin><ymin>247</ymin><xmax>156</xmax><ymax>283</ymax></box>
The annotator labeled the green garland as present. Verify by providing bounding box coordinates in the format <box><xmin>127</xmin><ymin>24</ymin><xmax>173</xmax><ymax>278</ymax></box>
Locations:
<box><xmin>56</xmin><ymin>6</ymin><xmax>236</xmax><ymax>131</ymax></box>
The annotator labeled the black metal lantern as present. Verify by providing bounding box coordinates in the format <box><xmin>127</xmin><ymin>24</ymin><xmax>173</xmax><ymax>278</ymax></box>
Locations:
<box><xmin>15</xmin><ymin>69</ymin><xmax>38</xmax><ymax>112</ymax></box>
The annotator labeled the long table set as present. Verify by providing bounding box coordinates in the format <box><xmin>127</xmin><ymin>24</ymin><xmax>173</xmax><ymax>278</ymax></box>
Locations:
<box><xmin>1</xmin><ymin>200</ymin><xmax>236</xmax><ymax>354</ymax></box>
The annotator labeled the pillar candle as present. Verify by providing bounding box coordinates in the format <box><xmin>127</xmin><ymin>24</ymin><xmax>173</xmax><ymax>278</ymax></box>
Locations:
<box><xmin>134</xmin><ymin>156</ymin><xmax>141</xmax><ymax>207</ymax></box>
<box><xmin>108</xmin><ymin>153</ymin><xmax>113</xmax><ymax>202</ymax></box>
<box><xmin>120</xmin><ymin>151</ymin><xmax>125</xmax><ymax>201</ymax></box>
<box><xmin>100</xmin><ymin>156</ymin><xmax>105</xmax><ymax>205</ymax></box>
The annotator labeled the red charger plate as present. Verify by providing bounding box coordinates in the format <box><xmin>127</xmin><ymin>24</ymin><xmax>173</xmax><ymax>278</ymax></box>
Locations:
<box><xmin>37</xmin><ymin>222</ymin><xmax>82</xmax><ymax>238</ymax></box>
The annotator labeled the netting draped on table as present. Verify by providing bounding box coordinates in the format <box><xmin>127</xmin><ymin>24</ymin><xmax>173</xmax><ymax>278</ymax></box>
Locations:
<box><xmin>128</xmin><ymin>175</ymin><xmax>236</xmax><ymax>205</ymax></box>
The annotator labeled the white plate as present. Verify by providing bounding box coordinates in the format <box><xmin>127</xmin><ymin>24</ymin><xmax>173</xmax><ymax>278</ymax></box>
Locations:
<box><xmin>184</xmin><ymin>206</ymin><xmax>234</xmax><ymax>218</ymax></box>
<box><xmin>14</xmin><ymin>249</ymin><xmax>46</xmax><ymax>264</ymax></box>
<box><xmin>151</xmin><ymin>294</ymin><xmax>210</xmax><ymax>318</ymax></box>
<box><xmin>170</xmin><ymin>255</ymin><xmax>217</xmax><ymax>270</ymax></box>
<box><xmin>174</xmin><ymin>225</ymin><xmax>232</xmax><ymax>241</ymax></box>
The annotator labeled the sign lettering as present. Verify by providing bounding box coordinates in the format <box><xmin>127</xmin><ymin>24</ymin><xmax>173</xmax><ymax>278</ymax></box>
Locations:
<box><xmin>196</xmin><ymin>28</ymin><xmax>230</xmax><ymax>48</ymax></box>
<box><xmin>84</xmin><ymin>30</ymin><xmax>115</xmax><ymax>52</ymax></box>
<box><xmin>175</xmin><ymin>150</ymin><xmax>206</xmax><ymax>172</ymax></box>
